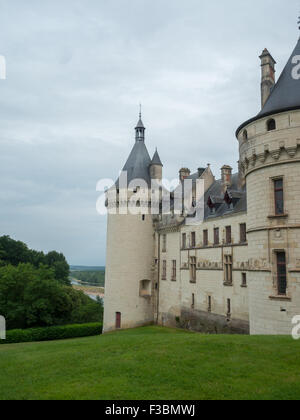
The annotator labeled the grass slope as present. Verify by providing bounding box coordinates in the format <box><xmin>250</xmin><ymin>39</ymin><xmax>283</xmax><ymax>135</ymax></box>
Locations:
<box><xmin>0</xmin><ymin>326</ymin><xmax>300</xmax><ymax>400</ymax></box>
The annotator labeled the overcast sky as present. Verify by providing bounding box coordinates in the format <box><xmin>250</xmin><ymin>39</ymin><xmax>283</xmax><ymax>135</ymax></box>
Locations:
<box><xmin>0</xmin><ymin>0</ymin><xmax>298</xmax><ymax>266</ymax></box>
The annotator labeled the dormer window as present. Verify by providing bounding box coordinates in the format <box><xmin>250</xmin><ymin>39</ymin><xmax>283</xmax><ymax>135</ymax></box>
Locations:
<box><xmin>224</xmin><ymin>190</ymin><xmax>233</xmax><ymax>209</ymax></box>
<box><xmin>243</xmin><ymin>130</ymin><xmax>248</xmax><ymax>141</ymax></box>
<box><xmin>207</xmin><ymin>196</ymin><xmax>216</xmax><ymax>214</ymax></box>
<box><xmin>267</xmin><ymin>119</ymin><xmax>276</xmax><ymax>131</ymax></box>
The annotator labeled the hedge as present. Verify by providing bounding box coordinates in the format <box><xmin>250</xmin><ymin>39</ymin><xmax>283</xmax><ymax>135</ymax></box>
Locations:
<box><xmin>0</xmin><ymin>323</ymin><xmax>102</xmax><ymax>344</ymax></box>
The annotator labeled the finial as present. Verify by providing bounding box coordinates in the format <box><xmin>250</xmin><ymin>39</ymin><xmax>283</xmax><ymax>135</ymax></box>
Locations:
<box><xmin>298</xmin><ymin>14</ymin><xmax>300</xmax><ymax>30</ymax></box>
<box><xmin>139</xmin><ymin>103</ymin><xmax>142</xmax><ymax>119</ymax></box>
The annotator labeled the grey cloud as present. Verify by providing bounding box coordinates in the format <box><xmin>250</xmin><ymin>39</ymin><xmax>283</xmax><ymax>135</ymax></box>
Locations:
<box><xmin>0</xmin><ymin>0</ymin><xmax>298</xmax><ymax>264</ymax></box>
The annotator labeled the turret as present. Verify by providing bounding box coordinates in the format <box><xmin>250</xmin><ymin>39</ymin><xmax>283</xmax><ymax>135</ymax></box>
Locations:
<box><xmin>236</xmin><ymin>28</ymin><xmax>300</xmax><ymax>335</ymax></box>
<box><xmin>150</xmin><ymin>149</ymin><xmax>163</xmax><ymax>181</ymax></box>
<box><xmin>103</xmin><ymin>110</ymin><xmax>156</xmax><ymax>333</ymax></box>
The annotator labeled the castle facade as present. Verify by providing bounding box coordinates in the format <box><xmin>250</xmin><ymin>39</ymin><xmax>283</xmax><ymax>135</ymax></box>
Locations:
<box><xmin>103</xmin><ymin>34</ymin><xmax>300</xmax><ymax>335</ymax></box>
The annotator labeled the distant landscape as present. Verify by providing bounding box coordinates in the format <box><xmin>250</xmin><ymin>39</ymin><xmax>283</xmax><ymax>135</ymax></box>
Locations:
<box><xmin>70</xmin><ymin>266</ymin><xmax>105</xmax><ymax>288</ymax></box>
<box><xmin>0</xmin><ymin>236</ymin><xmax>104</xmax><ymax>331</ymax></box>
<box><xmin>70</xmin><ymin>266</ymin><xmax>105</xmax><ymax>272</ymax></box>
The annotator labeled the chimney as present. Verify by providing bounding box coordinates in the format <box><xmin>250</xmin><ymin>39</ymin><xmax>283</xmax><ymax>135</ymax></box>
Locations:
<box><xmin>221</xmin><ymin>165</ymin><xmax>233</xmax><ymax>190</ymax></box>
<box><xmin>198</xmin><ymin>167</ymin><xmax>204</xmax><ymax>177</ymax></box>
<box><xmin>179</xmin><ymin>168</ymin><xmax>191</xmax><ymax>182</ymax></box>
<box><xmin>260</xmin><ymin>49</ymin><xmax>276</xmax><ymax>108</ymax></box>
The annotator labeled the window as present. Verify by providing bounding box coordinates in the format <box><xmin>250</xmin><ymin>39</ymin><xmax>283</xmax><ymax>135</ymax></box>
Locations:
<box><xmin>225</xmin><ymin>226</ymin><xmax>232</xmax><ymax>244</ymax></box>
<box><xmin>243</xmin><ymin>130</ymin><xmax>248</xmax><ymax>141</ymax></box>
<box><xmin>140</xmin><ymin>280</ymin><xmax>151</xmax><ymax>297</ymax></box>
<box><xmin>203</xmin><ymin>230</ymin><xmax>208</xmax><ymax>247</ymax></box>
<box><xmin>190</xmin><ymin>257</ymin><xmax>197</xmax><ymax>283</ymax></box>
<box><xmin>241</xmin><ymin>273</ymin><xmax>247</xmax><ymax>287</ymax></box>
<box><xmin>192</xmin><ymin>293</ymin><xmax>195</xmax><ymax>309</ymax></box>
<box><xmin>116</xmin><ymin>312</ymin><xmax>121</xmax><ymax>329</ymax></box>
<box><xmin>182</xmin><ymin>233</ymin><xmax>187</xmax><ymax>249</ymax></box>
<box><xmin>191</xmin><ymin>232</ymin><xmax>196</xmax><ymax>248</ymax></box>
<box><xmin>207</xmin><ymin>196</ymin><xmax>215</xmax><ymax>214</ymax></box>
<box><xmin>224</xmin><ymin>190</ymin><xmax>233</xmax><ymax>209</ymax></box>
<box><xmin>276</xmin><ymin>252</ymin><xmax>287</xmax><ymax>295</ymax></box>
<box><xmin>267</xmin><ymin>119</ymin><xmax>276</xmax><ymax>131</ymax></box>
<box><xmin>240</xmin><ymin>223</ymin><xmax>247</xmax><ymax>243</ymax></box>
<box><xmin>172</xmin><ymin>260</ymin><xmax>177</xmax><ymax>281</ymax></box>
<box><xmin>274</xmin><ymin>178</ymin><xmax>284</xmax><ymax>215</ymax></box>
<box><xmin>162</xmin><ymin>234</ymin><xmax>167</xmax><ymax>252</ymax></box>
<box><xmin>162</xmin><ymin>260</ymin><xmax>167</xmax><ymax>280</ymax></box>
<box><xmin>214</xmin><ymin>228</ymin><xmax>220</xmax><ymax>245</ymax></box>
<box><xmin>224</xmin><ymin>255</ymin><xmax>233</xmax><ymax>285</ymax></box>
<box><xmin>208</xmin><ymin>296</ymin><xmax>212</xmax><ymax>313</ymax></box>
<box><xmin>227</xmin><ymin>299</ymin><xmax>231</xmax><ymax>317</ymax></box>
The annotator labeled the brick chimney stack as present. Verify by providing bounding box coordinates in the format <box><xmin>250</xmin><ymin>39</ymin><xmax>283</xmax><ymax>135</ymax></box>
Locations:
<box><xmin>260</xmin><ymin>48</ymin><xmax>276</xmax><ymax>108</ymax></box>
<box><xmin>179</xmin><ymin>168</ymin><xmax>191</xmax><ymax>182</ymax></box>
<box><xmin>221</xmin><ymin>165</ymin><xmax>233</xmax><ymax>191</ymax></box>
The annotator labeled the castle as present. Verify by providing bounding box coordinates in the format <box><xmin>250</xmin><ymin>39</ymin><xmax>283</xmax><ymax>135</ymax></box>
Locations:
<box><xmin>103</xmin><ymin>30</ymin><xmax>300</xmax><ymax>336</ymax></box>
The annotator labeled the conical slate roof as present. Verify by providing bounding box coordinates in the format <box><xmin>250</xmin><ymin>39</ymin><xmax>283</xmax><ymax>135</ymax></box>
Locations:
<box><xmin>258</xmin><ymin>37</ymin><xmax>300</xmax><ymax>117</ymax></box>
<box><xmin>237</xmin><ymin>37</ymin><xmax>300</xmax><ymax>135</ymax></box>
<box><xmin>116</xmin><ymin>140</ymin><xmax>152</xmax><ymax>187</ymax></box>
<box><xmin>135</xmin><ymin>118</ymin><xmax>145</xmax><ymax>129</ymax></box>
<box><xmin>151</xmin><ymin>149</ymin><xmax>163</xmax><ymax>166</ymax></box>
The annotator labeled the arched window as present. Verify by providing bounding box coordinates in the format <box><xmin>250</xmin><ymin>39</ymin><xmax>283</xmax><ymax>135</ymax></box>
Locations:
<box><xmin>243</xmin><ymin>130</ymin><xmax>248</xmax><ymax>141</ymax></box>
<box><xmin>267</xmin><ymin>119</ymin><xmax>276</xmax><ymax>131</ymax></box>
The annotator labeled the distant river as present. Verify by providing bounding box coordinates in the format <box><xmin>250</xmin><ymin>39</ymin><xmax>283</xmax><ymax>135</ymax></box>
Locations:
<box><xmin>71</xmin><ymin>279</ymin><xmax>104</xmax><ymax>302</ymax></box>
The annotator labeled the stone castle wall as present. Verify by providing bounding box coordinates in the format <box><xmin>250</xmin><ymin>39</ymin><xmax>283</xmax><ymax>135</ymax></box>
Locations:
<box><xmin>238</xmin><ymin>110</ymin><xmax>300</xmax><ymax>334</ymax></box>
<box><xmin>157</xmin><ymin>213</ymin><xmax>250</xmax><ymax>334</ymax></box>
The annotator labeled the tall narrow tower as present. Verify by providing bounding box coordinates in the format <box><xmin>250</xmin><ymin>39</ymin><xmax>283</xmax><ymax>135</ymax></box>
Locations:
<box><xmin>236</xmin><ymin>31</ymin><xmax>300</xmax><ymax>335</ymax></box>
<box><xmin>103</xmin><ymin>113</ymin><xmax>161</xmax><ymax>332</ymax></box>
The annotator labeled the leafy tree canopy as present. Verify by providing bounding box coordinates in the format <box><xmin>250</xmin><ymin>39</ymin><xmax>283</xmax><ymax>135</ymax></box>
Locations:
<box><xmin>0</xmin><ymin>236</ymin><xmax>70</xmax><ymax>285</ymax></box>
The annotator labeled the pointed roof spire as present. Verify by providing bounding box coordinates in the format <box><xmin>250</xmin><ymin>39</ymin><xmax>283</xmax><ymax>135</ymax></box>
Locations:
<box><xmin>135</xmin><ymin>105</ymin><xmax>145</xmax><ymax>142</ymax></box>
<box><xmin>151</xmin><ymin>148</ymin><xmax>163</xmax><ymax>166</ymax></box>
<box><xmin>135</xmin><ymin>104</ymin><xmax>145</xmax><ymax>129</ymax></box>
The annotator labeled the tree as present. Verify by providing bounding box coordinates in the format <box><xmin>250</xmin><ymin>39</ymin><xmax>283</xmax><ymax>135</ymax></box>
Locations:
<box><xmin>45</xmin><ymin>251</ymin><xmax>70</xmax><ymax>285</ymax></box>
<box><xmin>0</xmin><ymin>236</ymin><xmax>30</xmax><ymax>266</ymax></box>
<box><xmin>0</xmin><ymin>263</ymin><xmax>102</xmax><ymax>330</ymax></box>
<box><xmin>0</xmin><ymin>236</ymin><xmax>70</xmax><ymax>285</ymax></box>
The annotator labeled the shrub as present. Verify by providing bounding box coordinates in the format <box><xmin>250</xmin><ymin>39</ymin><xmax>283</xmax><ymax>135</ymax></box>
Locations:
<box><xmin>0</xmin><ymin>323</ymin><xmax>102</xmax><ymax>344</ymax></box>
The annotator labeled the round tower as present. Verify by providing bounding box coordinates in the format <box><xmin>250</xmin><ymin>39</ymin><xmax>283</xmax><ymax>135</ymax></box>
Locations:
<box><xmin>103</xmin><ymin>113</ymin><xmax>160</xmax><ymax>332</ymax></box>
<box><xmin>236</xmin><ymin>35</ymin><xmax>300</xmax><ymax>335</ymax></box>
<box><xmin>150</xmin><ymin>149</ymin><xmax>163</xmax><ymax>181</ymax></box>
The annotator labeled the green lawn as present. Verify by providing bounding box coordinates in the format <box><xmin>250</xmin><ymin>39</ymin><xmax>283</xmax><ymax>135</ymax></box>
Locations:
<box><xmin>0</xmin><ymin>326</ymin><xmax>300</xmax><ymax>400</ymax></box>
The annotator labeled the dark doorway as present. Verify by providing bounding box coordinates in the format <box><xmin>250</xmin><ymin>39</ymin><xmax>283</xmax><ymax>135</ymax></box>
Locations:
<box><xmin>116</xmin><ymin>312</ymin><xmax>121</xmax><ymax>329</ymax></box>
